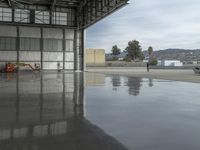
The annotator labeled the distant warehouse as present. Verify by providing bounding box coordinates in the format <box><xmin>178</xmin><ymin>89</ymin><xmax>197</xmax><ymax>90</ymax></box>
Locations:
<box><xmin>86</xmin><ymin>49</ymin><xmax>105</xmax><ymax>67</ymax></box>
<box><xmin>157</xmin><ymin>60</ymin><xmax>183</xmax><ymax>67</ymax></box>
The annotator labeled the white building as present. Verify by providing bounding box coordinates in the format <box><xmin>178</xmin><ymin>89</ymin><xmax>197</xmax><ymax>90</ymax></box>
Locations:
<box><xmin>157</xmin><ymin>60</ymin><xmax>183</xmax><ymax>67</ymax></box>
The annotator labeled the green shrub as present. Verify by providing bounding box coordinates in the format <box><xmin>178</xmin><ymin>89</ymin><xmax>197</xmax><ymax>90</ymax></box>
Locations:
<box><xmin>150</xmin><ymin>59</ymin><xmax>158</xmax><ymax>65</ymax></box>
<box><xmin>123</xmin><ymin>57</ymin><xmax>132</xmax><ymax>62</ymax></box>
<box><xmin>111</xmin><ymin>56</ymin><xmax>118</xmax><ymax>61</ymax></box>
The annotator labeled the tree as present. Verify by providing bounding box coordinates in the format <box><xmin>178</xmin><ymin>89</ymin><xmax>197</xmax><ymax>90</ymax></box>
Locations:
<box><xmin>148</xmin><ymin>46</ymin><xmax>153</xmax><ymax>56</ymax></box>
<box><xmin>111</xmin><ymin>45</ymin><xmax>121</xmax><ymax>55</ymax></box>
<box><xmin>125</xmin><ymin>40</ymin><xmax>143</xmax><ymax>60</ymax></box>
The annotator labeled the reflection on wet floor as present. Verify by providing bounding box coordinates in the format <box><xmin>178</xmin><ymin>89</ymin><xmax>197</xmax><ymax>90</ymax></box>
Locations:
<box><xmin>1</xmin><ymin>72</ymin><xmax>200</xmax><ymax>150</ymax></box>
<box><xmin>86</xmin><ymin>74</ymin><xmax>200</xmax><ymax>150</ymax></box>
<box><xmin>0</xmin><ymin>72</ymin><xmax>128</xmax><ymax>150</ymax></box>
<box><xmin>109</xmin><ymin>75</ymin><xmax>154</xmax><ymax>96</ymax></box>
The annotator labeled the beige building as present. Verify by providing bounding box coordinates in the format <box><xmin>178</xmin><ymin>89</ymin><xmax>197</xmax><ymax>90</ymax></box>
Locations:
<box><xmin>86</xmin><ymin>49</ymin><xmax>105</xmax><ymax>66</ymax></box>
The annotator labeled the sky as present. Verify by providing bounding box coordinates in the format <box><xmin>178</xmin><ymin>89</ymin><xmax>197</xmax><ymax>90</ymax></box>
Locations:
<box><xmin>86</xmin><ymin>0</ymin><xmax>200</xmax><ymax>53</ymax></box>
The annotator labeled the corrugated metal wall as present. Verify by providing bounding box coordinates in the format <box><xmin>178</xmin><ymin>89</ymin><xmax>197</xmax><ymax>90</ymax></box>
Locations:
<box><xmin>0</xmin><ymin>25</ymin><xmax>79</xmax><ymax>71</ymax></box>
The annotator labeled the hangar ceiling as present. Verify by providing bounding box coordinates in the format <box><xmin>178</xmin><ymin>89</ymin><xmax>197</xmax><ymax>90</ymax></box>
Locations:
<box><xmin>0</xmin><ymin>0</ymin><xmax>129</xmax><ymax>29</ymax></box>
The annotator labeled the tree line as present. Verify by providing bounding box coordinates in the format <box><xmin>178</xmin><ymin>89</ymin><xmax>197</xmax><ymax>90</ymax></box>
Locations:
<box><xmin>111</xmin><ymin>40</ymin><xmax>156</xmax><ymax>64</ymax></box>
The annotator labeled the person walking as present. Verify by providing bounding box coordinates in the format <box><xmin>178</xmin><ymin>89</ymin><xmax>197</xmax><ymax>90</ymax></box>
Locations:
<box><xmin>147</xmin><ymin>62</ymin><xmax>150</xmax><ymax>72</ymax></box>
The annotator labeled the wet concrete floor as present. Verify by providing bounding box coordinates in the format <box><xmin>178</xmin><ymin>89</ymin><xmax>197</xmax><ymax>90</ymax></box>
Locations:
<box><xmin>0</xmin><ymin>72</ymin><xmax>200</xmax><ymax>150</ymax></box>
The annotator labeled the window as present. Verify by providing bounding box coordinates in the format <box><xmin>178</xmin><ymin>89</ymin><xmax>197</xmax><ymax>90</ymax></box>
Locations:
<box><xmin>35</xmin><ymin>11</ymin><xmax>50</xmax><ymax>24</ymax></box>
<box><xmin>44</xmin><ymin>39</ymin><xmax>63</xmax><ymax>51</ymax></box>
<box><xmin>15</xmin><ymin>9</ymin><xmax>30</xmax><ymax>23</ymax></box>
<box><xmin>52</xmin><ymin>12</ymin><xmax>67</xmax><ymax>25</ymax></box>
<box><xmin>0</xmin><ymin>37</ymin><xmax>16</xmax><ymax>50</ymax></box>
<box><xmin>20</xmin><ymin>38</ymin><xmax>40</xmax><ymax>51</ymax></box>
<box><xmin>0</xmin><ymin>7</ymin><xmax>12</xmax><ymax>22</ymax></box>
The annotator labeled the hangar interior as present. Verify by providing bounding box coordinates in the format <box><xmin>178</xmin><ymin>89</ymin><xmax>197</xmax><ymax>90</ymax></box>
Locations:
<box><xmin>0</xmin><ymin>1</ymin><xmax>129</xmax><ymax>149</ymax></box>
<box><xmin>0</xmin><ymin>0</ymin><xmax>129</xmax><ymax>71</ymax></box>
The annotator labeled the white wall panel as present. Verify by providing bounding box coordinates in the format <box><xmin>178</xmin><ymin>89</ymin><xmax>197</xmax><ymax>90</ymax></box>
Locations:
<box><xmin>19</xmin><ymin>52</ymin><xmax>41</xmax><ymax>61</ymax></box>
<box><xmin>19</xmin><ymin>27</ymin><xmax>41</xmax><ymax>38</ymax></box>
<box><xmin>43</xmin><ymin>62</ymin><xmax>63</xmax><ymax>70</ymax></box>
<box><xmin>65</xmin><ymin>40</ymin><xmax>73</xmax><ymax>51</ymax></box>
<box><xmin>65</xmin><ymin>62</ymin><xmax>74</xmax><ymax>70</ymax></box>
<box><xmin>43</xmin><ymin>52</ymin><xmax>63</xmax><ymax>61</ymax></box>
<box><xmin>65</xmin><ymin>52</ymin><xmax>74</xmax><ymax>61</ymax></box>
<box><xmin>0</xmin><ymin>26</ymin><xmax>17</xmax><ymax>37</ymax></box>
<box><xmin>65</xmin><ymin>29</ymin><xmax>74</xmax><ymax>40</ymax></box>
<box><xmin>0</xmin><ymin>51</ymin><xmax>17</xmax><ymax>61</ymax></box>
<box><xmin>43</xmin><ymin>28</ymin><xmax>63</xmax><ymax>39</ymax></box>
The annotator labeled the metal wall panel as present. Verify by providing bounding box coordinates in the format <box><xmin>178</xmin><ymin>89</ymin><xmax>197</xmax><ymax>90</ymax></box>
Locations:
<box><xmin>65</xmin><ymin>29</ymin><xmax>74</xmax><ymax>40</ymax></box>
<box><xmin>0</xmin><ymin>37</ymin><xmax>16</xmax><ymax>50</ymax></box>
<box><xmin>65</xmin><ymin>62</ymin><xmax>74</xmax><ymax>70</ymax></box>
<box><xmin>0</xmin><ymin>26</ymin><xmax>17</xmax><ymax>37</ymax></box>
<box><xmin>0</xmin><ymin>51</ymin><xmax>17</xmax><ymax>61</ymax></box>
<box><xmin>43</xmin><ymin>52</ymin><xmax>63</xmax><ymax>61</ymax></box>
<box><xmin>43</xmin><ymin>39</ymin><xmax>63</xmax><ymax>51</ymax></box>
<box><xmin>19</xmin><ymin>52</ymin><xmax>41</xmax><ymax>61</ymax></box>
<box><xmin>43</xmin><ymin>28</ymin><xmax>63</xmax><ymax>39</ymax></box>
<box><xmin>19</xmin><ymin>27</ymin><xmax>41</xmax><ymax>38</ymax></box>
<box><xmin>43</xmin><ymin>62</ymin><xmax>63</xmax><ymax>70</ymax></box>
<box><xmin>65</xmin><ymin>40</ymin><xmax>73</xmax><ymax>51</ymax></box>
<box><xmin>65</xmin><ymin>52</ymin><xmax>74</xmax><ymax>61</ymax></box>
<box><xmin>20</xmin><ymin>38</ymin><xmax>40</xmax><ymax>51</ymax></box>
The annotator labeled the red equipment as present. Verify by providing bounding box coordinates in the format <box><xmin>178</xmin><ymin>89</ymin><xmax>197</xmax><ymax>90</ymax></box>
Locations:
<box><xmin>0</xmin><ymin>63</ymin><xmax>41</xmax><ymax>73</ymax></box>
<box><xmin>5</xmin><ymin>63</ymin><xmax>16</xmax><ymax>73</ymax></box>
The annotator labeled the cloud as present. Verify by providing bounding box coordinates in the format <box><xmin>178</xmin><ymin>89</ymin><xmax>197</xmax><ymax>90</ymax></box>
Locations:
<box><xmin>86</xmin><ymin>0</ymin><xmax>200</xmax><ymax>52</ymax></box>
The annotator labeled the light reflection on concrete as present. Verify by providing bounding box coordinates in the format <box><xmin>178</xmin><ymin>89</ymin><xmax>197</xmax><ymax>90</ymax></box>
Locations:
<box><xmin>86</xmin><ymin>73</ymin><xmax>105</xmax><ymax>86</ymax></box>
<box><xmin>86</xmin><ymin>73</ymin><xmax>154</xmax><ymax>96</ymax></box>
<box><xmin>0</xmin><ymin>72</ymin><xmax>128</xmax><ymax>150</ymax></box>
<box><xmin>0</xmin><ymin>72</ymin><xmax>84</xmax><ymax>139</ymax></box>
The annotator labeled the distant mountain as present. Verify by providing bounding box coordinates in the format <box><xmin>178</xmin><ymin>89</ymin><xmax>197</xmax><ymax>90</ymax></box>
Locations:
<box><xmin>143</xmin><ymin>49</ymin><xmax>200</xmax><ymax>61</ymax></box>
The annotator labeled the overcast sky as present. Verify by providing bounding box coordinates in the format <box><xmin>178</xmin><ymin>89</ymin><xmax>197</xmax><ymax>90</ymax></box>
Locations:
<box><xmin>86</xmin><ymin>0</ymin><xmax>200</xmax><ymax>52</ymax></box>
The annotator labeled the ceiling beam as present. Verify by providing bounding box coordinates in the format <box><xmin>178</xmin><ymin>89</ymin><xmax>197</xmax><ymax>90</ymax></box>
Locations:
<box><xmin>7</xmin><ymin>0</ymin><xmax>12</xmax><ymax>7</ymax></box>
<box><xmin>79</xmin><ymin>0</ymin><xmax>87</xmax><ymax>12</ymax></box>
<box><xmin>9</xmin><ymin>0</ymin><xmax>25</xmax><ymax>8</ymax></box>
<box><xmin>51</xmin><ymin>0</ymin><xmax>56</xmax><ymax>11</ymax></box>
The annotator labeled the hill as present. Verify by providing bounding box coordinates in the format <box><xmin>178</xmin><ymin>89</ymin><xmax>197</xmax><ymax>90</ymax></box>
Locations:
<box><xmin>144</xmin><ymin>49</ymin><xmax>200</xmax><ymax>61</ymax></box>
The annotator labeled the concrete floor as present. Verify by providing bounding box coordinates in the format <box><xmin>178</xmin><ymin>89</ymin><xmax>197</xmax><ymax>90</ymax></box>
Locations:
<box><xmin>87</xmin><ymin>67</ymin><xmax>200</xmax><ymax>83</ymax></box>
<box><xmin>1</xmin><ymin>71</ymin><xmax>200</xmax><ymax>150</ymax></box>
<box><xmin>0</xmin><ymin>72</ymin><xmax>127</xmax><ymax>150</ymax></box>
<box><xmin>85</xmin><ymin>74</ymin><xmax>200</xmax><ymax>150</ymax></box>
